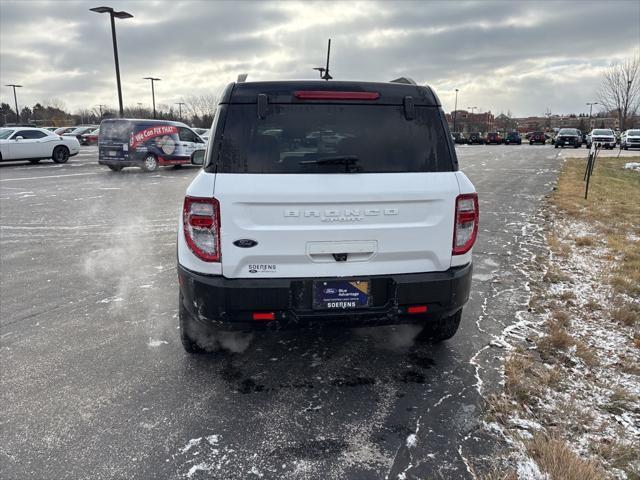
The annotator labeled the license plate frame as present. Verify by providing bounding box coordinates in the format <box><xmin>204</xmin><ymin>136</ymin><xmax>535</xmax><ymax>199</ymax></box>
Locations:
<box><xmin>312</xmin><ymin>280</ymin><xmax>370</xmax><ymax>310</ymax></box>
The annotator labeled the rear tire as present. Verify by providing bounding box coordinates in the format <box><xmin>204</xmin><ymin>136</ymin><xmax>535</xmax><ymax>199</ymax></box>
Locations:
<box><xmin>141</xmin><ymin>154</ymin><xmax>158</xmax><ymax>172</ymax></box>
<box><xmin>415</xmin><ymin>310</ymin><xmax>462</xmax><ymax>342</ymax></box>
<box><xmin>179</xmin><ymin>293</ymin><xmax>208</xmax><ymax>354</ymax></box>
<box><xmin>52</xmin><ymin>146</ymin><xmax>70</xmax><ymax>164</ymax></box>
<box><xmin>107</xmin><ymin>165</ymin><xmax>123</xmax><ymax>172</ymax></box>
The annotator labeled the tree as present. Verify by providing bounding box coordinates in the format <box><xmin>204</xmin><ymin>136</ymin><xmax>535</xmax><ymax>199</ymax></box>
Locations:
<box><xmin>181</xmin><ymin>94</ymin><xmax>217</xmax><ymax>126</ymax></box>
<box><xmin>0</xmin><ymin>103</ymin><xmax>15</xmax><ymax>125</ymax></box>
<box><xmin>597</xmin><ymin>56</ymin><xmax>640</xmax><ymax>131</ymax></box>
<box><xmin>20</xmin><ymin>107</ymin><xmax>33</xmax><ymax>123</ymax></box>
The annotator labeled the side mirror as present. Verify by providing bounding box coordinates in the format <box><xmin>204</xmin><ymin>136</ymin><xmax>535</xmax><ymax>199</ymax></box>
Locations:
<box><xmin>14</xmin><ymin>136</ymin><xmax>23</xmax><ymax>141</ymax></box>
<box><xmin>191</xmin><ymin>149</ymin><xmax>205</xmax><ymax>166</ymax></box>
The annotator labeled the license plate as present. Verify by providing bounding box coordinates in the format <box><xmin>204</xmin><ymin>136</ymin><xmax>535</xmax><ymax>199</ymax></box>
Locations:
<box><xmin>313</xmin><ymin>280</ymin><xmax>370</xmax><ymax>310</ymax></box>
<box><xmin>107</xmin><ymin>151</ymin><xmax>117</xmax><ymax>156</ymax></box>
<box><xmin>565</xmin><ymin>141</ymin><xmax>569</xmax><ymax>145</ymax></box>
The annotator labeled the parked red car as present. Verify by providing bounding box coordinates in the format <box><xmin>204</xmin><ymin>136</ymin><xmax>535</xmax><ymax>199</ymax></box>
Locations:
<box><xmin>486</xmin><ymin>132</ymin><xmax>503</xmax><ymax>144</ymax></box>
<box><xmin>80</xmin><ymin>128</ymin><xmax>99</xmax><ymax>146</ymax></box>
<box><xmin>529</xmin><ymin>131</ymin><xmax>546</xmax><ymax>145</ymax></box>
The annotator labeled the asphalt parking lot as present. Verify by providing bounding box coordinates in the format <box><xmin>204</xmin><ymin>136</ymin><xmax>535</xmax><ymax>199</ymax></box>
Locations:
<box><xmin>1</xmin><ymin>145</ymin><xmax>563</xmax><ymax>479</ymax></box>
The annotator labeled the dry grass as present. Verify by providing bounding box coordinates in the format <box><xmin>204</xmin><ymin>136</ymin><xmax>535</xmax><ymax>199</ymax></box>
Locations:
<box><xmin>558</xmin><ymin>290</ymin><xmax>576</xmax><ymax>302</ymax></box>
<box><xmin>618</xmin><ymin>354</ymin><xmax>640</xmax><ymax>375</ymax></box>
<box><xmin>537</xmin><ymin>318</ymin><xmax>574</xmax><ymax>361</ymax></box>
<box><xmin>611</xmin><ymin>302</ymin><xmax>640</xmax><ymax>327</ymax></box>
<box><xmin>591</xmin><ymin>439</ymin><xmax>640</xmax><ymax>476</ymax></box>
<box><xmin>575</xmin><ymin>236</ymin><xmax>595</xmax><ymax>247</ymax></box>
<box><xmin>504</xmin><ymin>352</ymin><xmax>536</xmax><ymax>403</ymax></box>
<box><xmin>575</xmin><ymin>340</ymin><xmax>600</xmax><ymax>367</ymax></box>
<box><xmin>527</xmin><ymin>434</ymin><xmax>605</xmax><ymax>480</ymax></box>
<box><xmin>551</xmin><ymin>156</ymin><xmax>640</xmax><ymax>296</ymax></box>
<box><xmin>543</xmin><ymin>266</ymin><xmax>571</xmax><ymax>284</ymax></box>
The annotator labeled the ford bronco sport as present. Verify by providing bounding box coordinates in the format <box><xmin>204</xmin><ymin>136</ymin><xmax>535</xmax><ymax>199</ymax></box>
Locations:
<box><xmin>177</xmin><ymin>81</ymin><xmax>478</xmax><ymax>353</ymax></box>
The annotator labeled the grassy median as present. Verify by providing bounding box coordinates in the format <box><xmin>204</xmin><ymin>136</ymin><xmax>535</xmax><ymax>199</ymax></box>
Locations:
<box><xmin>551</xmin><ymin>155</ymin><xmax>640</xmax><ymax>296</ymax></box>
<box><xmin>483</xmin><ymin>155</ymin><xmax>640</xmax><ymax>479</ymax></box>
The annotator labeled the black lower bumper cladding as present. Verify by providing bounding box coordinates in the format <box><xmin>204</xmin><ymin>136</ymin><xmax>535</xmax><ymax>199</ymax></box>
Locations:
<box><xmin>178</xmin><ymin>263</ymin><xmax>473</xmax><ymax>330</ymax></box>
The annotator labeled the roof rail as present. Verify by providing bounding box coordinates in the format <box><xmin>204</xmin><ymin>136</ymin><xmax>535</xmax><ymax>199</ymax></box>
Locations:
<box><xmin>390</xmin><ymin>77</ymin><xmax>417</xmax><ymax>85</ymax></box>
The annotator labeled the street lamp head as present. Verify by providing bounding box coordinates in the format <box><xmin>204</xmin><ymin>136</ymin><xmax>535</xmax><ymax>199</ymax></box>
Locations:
<box><xmin>113</xmin><ymin>11</ymin><xmax>133</xmax><ymax>19</ymax></box>
<box><xmin>144</xmin><ymin>77</ymin><xmax>161</xmax><ymax>81</ymax></box>
<box><xmin>91</xmin><ymin>7</ymin><xmax>133</xmax><ymax>19</ymax></box>
<box><xmin>5</xmin><ymin>84</ymin><xmax>23</xmax><ymax>88</ymax></box>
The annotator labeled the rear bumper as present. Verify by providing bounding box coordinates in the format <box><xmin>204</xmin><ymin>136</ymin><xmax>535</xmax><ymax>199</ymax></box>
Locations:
<box><xmin>178</xmin><ymin>263</ymin><xmax>473</xmax><ymax>330</ymax></box>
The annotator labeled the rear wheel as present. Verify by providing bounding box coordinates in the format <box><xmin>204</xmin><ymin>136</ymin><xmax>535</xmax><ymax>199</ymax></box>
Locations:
<box><xmin>415</xmin><ymin>310</ymin><xmax>462</xmax><ymax>342</ymax></box>
<box><xmin>52</xmin><ymin>146</ymin><xmax>70</xmax><ymax>163</ymax></box>
<box><xmin>179</xmin><ymin>293</ymin><xmax>208</xmax><ymax>354</ymax></box>
<box><xmin>141</xmin><ymin>154</ymin><xmax>158</xmax><ymax>172</ymax></box>
<box><xmin>107</xmin><ymin>165</ymin><xmax>123</xmax><ymax>172</ymax></box>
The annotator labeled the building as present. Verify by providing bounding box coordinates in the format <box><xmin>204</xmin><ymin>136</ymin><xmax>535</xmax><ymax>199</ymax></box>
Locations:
<box><xmin>446</xmin><ymin>110</ymin><xmax>495</xmax><ymax>133</ymax></box>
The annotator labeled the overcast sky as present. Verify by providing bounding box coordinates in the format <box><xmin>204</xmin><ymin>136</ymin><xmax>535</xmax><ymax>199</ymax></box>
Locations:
<box><xmin>1</xmin><ymin>0</ymin><xmax>639</xmax><ymax>117</ymax></box>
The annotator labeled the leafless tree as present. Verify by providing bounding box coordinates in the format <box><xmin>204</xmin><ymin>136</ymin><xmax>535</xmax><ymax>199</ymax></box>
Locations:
<box><xmin>597</xmin><ymin>56</ymin><xmax>640</xmax><ymax>130</ymax></box>
<box><xmin>181</xmin><ymin>94</ymin><xmax>217</xmax><ymax>119</ymax></box>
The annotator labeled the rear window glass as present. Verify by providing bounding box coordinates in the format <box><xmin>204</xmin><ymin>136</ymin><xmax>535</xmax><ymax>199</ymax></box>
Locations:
<box><xmin>100</xmin><ymin>121</ymin><xmax>132</xmax><ymax>142</ymax></box>
<box><xmin>213</xmin><ymin>104</ymin><xmax>453</xmax><ymax>173</ymax></box>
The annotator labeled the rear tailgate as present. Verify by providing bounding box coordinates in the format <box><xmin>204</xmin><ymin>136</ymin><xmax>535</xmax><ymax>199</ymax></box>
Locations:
<box><xmin>215</xmin><ymin>172</ymin><xmax>458</xmax><ymax>278</ymax></box>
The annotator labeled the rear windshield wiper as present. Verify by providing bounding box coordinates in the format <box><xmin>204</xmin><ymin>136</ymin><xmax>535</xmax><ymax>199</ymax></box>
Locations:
<box><xmin>299</xmin><ymin>155</ymin><xmax>361</xmax><ymax>172</ymax></box>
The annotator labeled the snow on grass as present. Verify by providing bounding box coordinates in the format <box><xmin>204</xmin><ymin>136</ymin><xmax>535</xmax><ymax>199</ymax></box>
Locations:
<box><xmin>485</xmin><ymin>211</ymin><xmax>640</xmax><ymax>479</ymax></box>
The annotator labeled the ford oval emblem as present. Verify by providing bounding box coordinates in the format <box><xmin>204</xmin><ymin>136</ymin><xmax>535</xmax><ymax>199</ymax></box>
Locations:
<box><xmin>233</xmin><ymin>239</ymin><xmax>258</xmax><ymax>248</ymax></box>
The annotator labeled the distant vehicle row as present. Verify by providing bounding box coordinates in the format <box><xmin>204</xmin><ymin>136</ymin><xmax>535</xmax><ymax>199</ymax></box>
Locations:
<box><xmin>451</xmin><ymin>128</ymin><xmax>640</xmax><ymax>149</ymax></box>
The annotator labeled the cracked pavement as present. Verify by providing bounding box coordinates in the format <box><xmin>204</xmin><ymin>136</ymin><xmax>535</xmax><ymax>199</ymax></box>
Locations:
<box><xmin>0</xmin><ymin>144</ymin><xmax>561</xmax><ymax>479</ymax></box>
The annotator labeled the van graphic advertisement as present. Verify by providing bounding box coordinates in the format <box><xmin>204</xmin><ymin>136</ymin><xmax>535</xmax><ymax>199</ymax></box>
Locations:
<box><xmin>130</xmin><ymin>125</ymin><xmax>183</xmax><ymax>157</ymax></box>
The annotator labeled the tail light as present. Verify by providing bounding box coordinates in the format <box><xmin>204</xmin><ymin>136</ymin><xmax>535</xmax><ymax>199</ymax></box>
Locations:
<box><xmin>453</xmin><ymin>193</ymin><xmax>479</xmax><ymax>255</ymax></box>
<box><xmin>183</xmin><ymin>196</ymin><xmax>220</xmax><ymax>262</ymax></box>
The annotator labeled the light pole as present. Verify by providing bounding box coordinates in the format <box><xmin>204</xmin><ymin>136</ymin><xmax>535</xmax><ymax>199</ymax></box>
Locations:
<box><xmin>5</xmin><ymin>84</ymin><xmax>22</xmax><ymax>123</ymax></box>
<box><xmin>96</xmin><ymin>104</ymin><xmax>107</xmax><ymax>117</ymax></box>
<box><xmin>586</xmin><ymin>102</ymin><xmax>599</xmax><ymax>130</ymax></box>
<box><xmin>90</xmin><ymin>6</ymin><xmax>133</xmax><ymax>117</ymax></box>
<box><xmin>453</xmin><ymin>89</ymin><xmax>459</xmax><ymax>133</ymax></box>
<box><xmin>175</xmin><ymin>102</ymin><xmax>186</xmax><ymax>122</ymax></box>
<box><xmin>468</xmin><ymin>106</ymin><xmax>477</xmax><ymax>115</ymax></box>
<box><xmin>144</xmin><ymin>77</ymin><xmax>161</xmax><ymax>119</ymax></box>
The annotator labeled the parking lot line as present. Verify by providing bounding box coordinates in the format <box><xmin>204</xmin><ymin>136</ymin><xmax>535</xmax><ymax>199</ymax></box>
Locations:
<box><xmin>0</xmin><ymin>172</ymin><xmax>101</xmax><ymax>182</ymax></box>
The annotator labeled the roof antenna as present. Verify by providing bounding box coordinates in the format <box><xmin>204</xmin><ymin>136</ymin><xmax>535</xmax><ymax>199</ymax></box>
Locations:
<box><xmin>313</xmin><ymin>39</ymin><xmax>333</xmax><ymax>81</ymax></box>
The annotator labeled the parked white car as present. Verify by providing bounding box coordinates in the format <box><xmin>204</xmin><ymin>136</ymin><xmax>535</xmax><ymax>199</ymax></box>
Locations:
<box><xmin>0</xmin><ymin>127</ymin><xmax>80</xmax><ymax>163</ymax></box>
<box><xmin>621</xmin><ymin>129</ymin><xmax>640</xmax><ymax>150</ymax></box>
<box><xmin>586</xmin><ymin>128</ymin><xmax>616</xmax><ymax>149</ymax></box>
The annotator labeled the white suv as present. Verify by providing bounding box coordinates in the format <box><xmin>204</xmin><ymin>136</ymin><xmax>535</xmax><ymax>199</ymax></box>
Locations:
<box><xmin>177</xmin><ymin>81</ymin><xmax>478</xmax><ymax>353</ymax></box>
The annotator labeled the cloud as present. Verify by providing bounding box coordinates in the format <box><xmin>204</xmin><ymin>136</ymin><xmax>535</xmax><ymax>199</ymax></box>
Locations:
<box><xmin>1</xmin><ymin>0</ymin><xmax>638</xmax><ymax>117</ymax></box>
